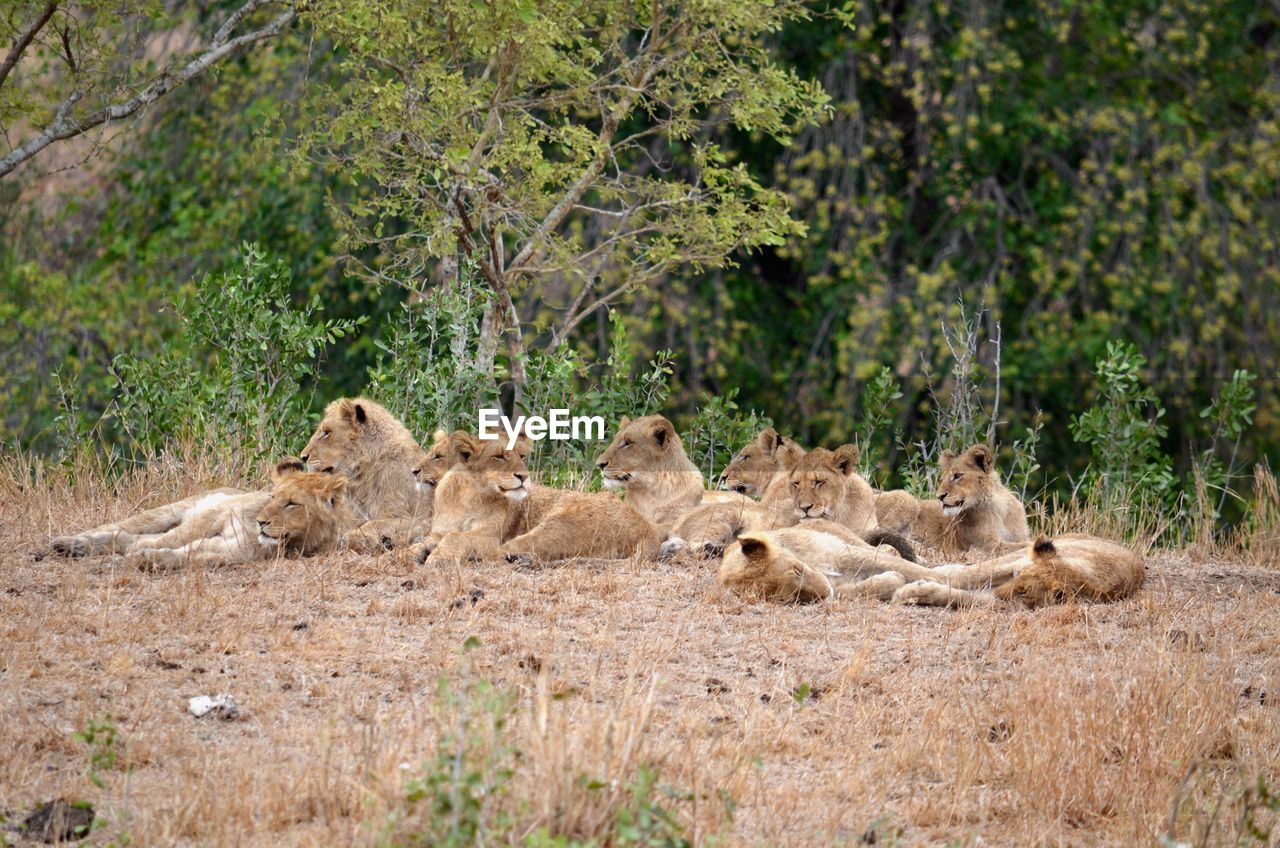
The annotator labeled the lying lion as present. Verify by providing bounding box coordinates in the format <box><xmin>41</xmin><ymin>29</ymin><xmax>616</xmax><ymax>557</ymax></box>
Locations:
<box><xmin>719</xmin><ymin>427</ymin><xmax>806</xmax><ymax>498</ymax></box>
<box><xmin>718</xmin><ymin>522</ymin><xmax>941</xmax><ymax>603</ymax></box>
<box><xmin>53</xmin><ymin>459</ymin><xmax>354</xmax><ymax>571</ymax></box>
<box><xmin>595</xmin><ymin>414</ymin><xmax>749</xmax><ymax>526</ymax></box>
<box><xmin>418</xmin><ymin>432</ymin><xmax>666</xmax><ymax>564</ymax></box>
<box><xmin>893</xmin><ymin>535</ymin><xmax>1145</xmax><ymax>608</ymax></box>
<box><xmin>875</xmin><ymin>444</ymin><xmax>1030</xmax><ymax>555</ymax></box>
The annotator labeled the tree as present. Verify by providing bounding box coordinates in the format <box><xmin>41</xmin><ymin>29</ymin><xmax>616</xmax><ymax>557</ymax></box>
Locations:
<box><xmin>303</xmin><ymin>0</ymin><xmax>829</xmax><ymax>405</ymax></box>
<box><xmin>0</xmin><ymin>0</ymin><xmax>297</xmax><ymax>179</ymax></box>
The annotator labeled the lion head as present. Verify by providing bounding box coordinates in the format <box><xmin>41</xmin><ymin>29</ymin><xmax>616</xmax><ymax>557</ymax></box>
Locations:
<box><xmin>300</xmin><ymin>397</ymin><xmax>421</xmax><ymax>475</ymax></box>
<box><xmin>720</xmin><ymin>428</ymin><xmax>805</xmax><ymax>496</ymax></box>
<box><xmin>719</xmin><ymin>533</ymin><xmax>833</xmax><ymax>603</ymax></box>
<box><xmin>256</xmin><ymin>458</ymin><xmax>356</xmax><ymax>554</ymax></box>
<box><xmin>788</xmin><ymin>444</ymin><xmax>860</xmax><ymax>521</ymax></box>
<box><xmin>444</xmin><ymin>431</ymin><xmax>532</xmax><ymax>501</ymax></box>
<box><xmin>596</xmin><ymin>414</ymin><xmax>690</xmax><ymax>490</ymax></box>
<box><xmin>412</xmin><ymin>431</ymin><xmax>454</xmax><ymax>492</ymax></box>
<box><xmin>937</xmin><ymin>445</ymin><xmax>999</xmax><ymax>516</ymax></box>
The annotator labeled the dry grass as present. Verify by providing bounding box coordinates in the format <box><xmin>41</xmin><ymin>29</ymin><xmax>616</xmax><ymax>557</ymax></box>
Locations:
<box><xmin>3</xmin><ymin>459</ymin><xmax>1280</xmax><ymax>846</ymax></box>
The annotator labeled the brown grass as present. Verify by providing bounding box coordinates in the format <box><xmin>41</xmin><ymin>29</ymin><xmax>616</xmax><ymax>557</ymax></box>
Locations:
<box><xmin>3</xmin><ymin>457</ymin><xmax>1280</xmax><ymax>846</ymax></box>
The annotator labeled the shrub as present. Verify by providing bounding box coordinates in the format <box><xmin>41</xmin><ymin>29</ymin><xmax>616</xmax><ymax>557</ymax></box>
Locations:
<box><xmin>111</xmin><ymin>243</ymin><xmax>363</xmax><ymax>466</ymax></box>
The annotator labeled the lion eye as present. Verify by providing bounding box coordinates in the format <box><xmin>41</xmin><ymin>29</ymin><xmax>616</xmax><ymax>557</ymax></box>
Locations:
<box><xmin>321</xmin><ymin>430</ymin><xmax>330</xmax><ymax>439</ymax></box>
<box><xmin>622</xmin><ymin>441</ymin><xmax>633</xmax><ymax>449</ymax></box>
<box><xmin>790</xmin><ymin>481</ymin><xmax>799</xmax><ymax>489</ymax></box>
<box><xmin>814</xmin><ymin>480</ymin><xmax>824</xmax><ymax>488</ymax></box>
<box><xmin>952</xmin><ymin>473</ymin><xmax>962</xmax><ymax>481</ymax></box>
<box><xmin>286</xmin><ymin>501</ymin><xmax>299</xmax><ymax>508</ymax></box>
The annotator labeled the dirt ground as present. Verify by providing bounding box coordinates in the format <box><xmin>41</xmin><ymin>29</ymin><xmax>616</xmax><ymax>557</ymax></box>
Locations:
<box><xmin>3</xmin><ymin>489</ymin><xmax>1279</xmax><ymax>846</ymax></box>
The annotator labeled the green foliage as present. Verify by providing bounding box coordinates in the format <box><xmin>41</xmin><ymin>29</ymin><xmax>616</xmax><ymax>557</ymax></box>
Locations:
<box><xmin>682</xmin><ymin>390</ymin><xmax>772</xmax><ymax>485</ymax></box>
<box><xmin>1195</xmin><ymin>369</ymin><xmax>1257</xmax><ymax>521</ymax></box>
<box><xmin>854</xmin><ymin>366</ymin><xmax>903</xmax><ymax>485</ymax></box>
<box><xmin>113</xmin><ymin>244</ymin><xmax>363</xmax><ymax>465</ymax></box>
<box><xmin>72</xmin><ymin>716</ymin><xmax>123</xmax><ymax>791</ymax></box>
<box><xmin>1070</xmin><ymin>341</ymin><xmax>1176</xmax><ymax>511</ymax></box>
<box><xmin>366</xmin><ymin>266</ymin><xmax>500</xmax><ymax>437</ymax></box>
<box><xmin>391</xmin><ymin>677</ymin><xmax>516</xmax><ymax>848</ymax></box>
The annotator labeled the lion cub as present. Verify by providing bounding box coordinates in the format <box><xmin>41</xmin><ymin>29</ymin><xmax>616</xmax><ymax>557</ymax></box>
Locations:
<box><xmin>595</xmin><ymin>414</ymin><xmax>748</xmax><ymax>526</ymax></box>
<box><xmin>875</xmin><ymin>444</ymin><xmax>1030</xmax><ymax>555</ymax></box>
<box><xmin>719</xmin><ymin>428</ymin><xmax>806</xmax><ymax>498</ymax></box>
<box><xmin>893</xmin><ymin>535</ymin><xmax>1145</xmax><ymax>608</ymax></box>
<box><xmin>718</xmin><ymin>523</ymin><xmax>940</xmax><ymax>604</ymax></box>
<box><xmin>53</xmin><ymin>459</ymin><xmax>355</xmax><ymax>571</ymax></box>
<box><xmin>664</xmin><ymin>442</ymin><xmax>877</xmax><ymax>559</ymax></box>
<box><xmin>420</xmin><ymin>432</ymin><xmax>666</xmax><ymax>564</ymax></box>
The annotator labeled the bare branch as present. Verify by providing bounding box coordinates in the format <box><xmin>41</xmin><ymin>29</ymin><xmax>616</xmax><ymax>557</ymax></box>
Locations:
<box><xmin>0</xmin><ymin>0</ymin><xmax>57</xmax><ymax>90</ymax></box>
<box><xmin>0</xmin><ymin>0</ymin><xmax>296</xmax><ymax>179</ymax></box>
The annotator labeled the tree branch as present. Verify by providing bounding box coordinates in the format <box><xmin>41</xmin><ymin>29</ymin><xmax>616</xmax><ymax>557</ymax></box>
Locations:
<box><xmin>0</xmin><ymin>0</ymin><xmax>295</xmax><ymax>179</ymax></box>
<box><xmin>0</xmin><ymin>0</ymin><xmax>57</xmax><ymax>90</ymax></box>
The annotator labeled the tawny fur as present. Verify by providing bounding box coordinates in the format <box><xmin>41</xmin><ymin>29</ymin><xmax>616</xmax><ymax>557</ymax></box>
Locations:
<box><xmin>892</xmin><ymin>534</ymin><xmax>1145</xmax><ymax>608</ymax></box>
<box><xmin>718</xmin><ymin>525</ymin><xmax>943</xmax><ymax>604</ymax></box>
<box><xmin>595</xmin><ymin>414</ymin><xmax>749</xmax><ymax>525</ymax></box>
<box><xmin>420</xmin><ymin>432</ymin><xmax>666</xmax><ymax>564</ymax></box>
<box><xmin>719</xmin><ymin>428</ymin><xmax>806</xmax><ymax>497</ymax></box>
<box><xmin>666</xmin><ymin>439</ymin><xmax>873</xmax><ymax>558</ymax></box>
<box><xmin>55</xmin><ymin>459</ymin><xmax>356</xmax><ymax>571</ymax></box>
<box><xmin>875</xmin><ymin>444</ymin><xmax>1030</xmax><ymax>555</ymax></box>
<box><xmin>299</xmin><ymin>397</ymin><xmax>433</xmax><ymax>550</ymax></box>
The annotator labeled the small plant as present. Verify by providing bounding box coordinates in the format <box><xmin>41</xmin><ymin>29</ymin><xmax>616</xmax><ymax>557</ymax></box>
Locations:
<box><xmin>854</xmin><ymin>366</ymin><xmax>903</xmax><ymax>485</ymax></box>
<box><xmin>1194</xmin><ymin>369</ymin><xmax>1257</xmax><ymax>524</ymax></box>
<box><xmin>683</xmin><ymin>389</ymin><xmax>772</xmax><ymax>485</ymax></box>
<box><xmin>73</xmin><ymin>717</ymin><xmax>123</xmax><ymax>790</ymax></box>
<box><xmin>366</xmin><ymin>263</ymin><xmax>499</xmax><ymax>438</ymax></box>
<box><xmin>1070</xmin><ymin>341</ymin><xmax>1176</xmax><ymax>516</ymax></box>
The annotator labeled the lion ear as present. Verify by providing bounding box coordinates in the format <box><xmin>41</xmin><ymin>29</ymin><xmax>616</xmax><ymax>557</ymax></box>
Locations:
<box><xmin>431</xmin><ymin>429</ymin><xmax>448</xmax><ymax>445</ymax></box>
<box><xmin>616</xmin><ymin>415</ymin><xmax>631</xmax><ymax>433</ymax></box>
<box><xmin>274</xmin><ymin>457</ymin><xmax>306</xmax><ymax>482</ymax></box>
<box><xmin>738</xmin><ymin>535</ymin><xmax>771</xmax><ymax>560</ymax></box>
<box><xmin>967</xmin><ymin>444</ymin><xmax>993</xmax><ymax>473</ymax></box>
<box><xmin>513</xmin><ymin>433</ymin><xmax>533</xmax><ymax>456</ymax></box>
<box><xmin>759</xmin><ymin>427</ymin><xmax>780</xmax><ymax>454</ymax></box>
<box><xmin>448</xmin><ymin>430</ymin><xmax>481</xmax><ymax>464</ymax></box>
<box><xmin>832</xmin><ymin>444</ymin><xmax>860</xmax><ymax>475</ymax></box>
<box><xmin>651</xmin><ymin>418</ymin><xmax>675</xmax><ymax>447</ymax></box>
<box><xmin>940</xmin><ymin>449</ymin><xmax>956</xmax><ymax>465</ymax></box>
<box><xmin>324</xmin><ymin>474</ymin><xmax>349</xmax><ymax>505</ymax></box>
<box><xmin>1031</xmin><ymin>536</ymin><xmax>1057</xmax><ymax>560</ymax></box>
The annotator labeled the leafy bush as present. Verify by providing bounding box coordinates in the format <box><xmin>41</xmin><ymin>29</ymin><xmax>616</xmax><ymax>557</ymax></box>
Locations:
<box><xmin>1070</xmin><ymin>341</ymin><xmax>1176</xmax><ymax>511</ymax></box>
<box><xmin>112</xmin><ymin>244</ymin><xmax>363</xmax><ymax>466</ymax></box>
<box><xmin>365</xmin><ymin>266</ymin><xmax>499</xmax><ymax>439</ymax></box>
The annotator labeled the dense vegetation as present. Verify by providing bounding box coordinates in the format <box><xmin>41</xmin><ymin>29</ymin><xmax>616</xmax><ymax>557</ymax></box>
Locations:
<box><xmin>2</xmin><ymin>0</ymin><xmax>1276</xmax><ymax>536</ymax></box>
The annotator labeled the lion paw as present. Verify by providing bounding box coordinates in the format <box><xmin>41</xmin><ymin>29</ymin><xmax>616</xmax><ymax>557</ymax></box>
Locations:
<box><xmin>658</xmin><ymin>537</ymin><xmax>687</xmax><ymax>562</ymax></box>
<box><xmin>892</xmin><ymin>580</ymin><xmax>951</xmax><ymax>606</ymax></box>
<box><xmin>504</xmin><ymin>552</ymin><xmax>535</xmax><ymax>570</ymax></box>
<box><xmin>50</xmin><ymin>535</ymin><xmax>89</xmax><ymax>558</ymax></box>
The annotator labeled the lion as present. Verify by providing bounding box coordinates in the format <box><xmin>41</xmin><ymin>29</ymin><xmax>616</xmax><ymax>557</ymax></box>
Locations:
<box><xmin>595</xmin><ymin>414</ymin><xmax>748</xmax><ymax>526</ymax></box>
<box><xmin>69</xmin><ymin>458</ymin><xmax>355</xmax><ymax>572</ymax></box>
<box><xmin>875</xmin><ymin>444</ymin><xmax>1030</xmax><ymax>555</ymax></box>
<box><xmin>719</xmin><ymin>427</ymin><xmax>806</xmax><ymax>498</ymax></box>
<box><xmin>420</xmin><ymin>432</ymin><xmax>667</xmax><ymax>564</ymax></box>
<box><xmin>892</xmin><ymin>534</ymin><xmax>1145</xmax><ymax>608</ymax></box>
<box><xmin>300</xmin><ymin>397</ymin><xmax>433</xmax><ymax>550</ymax></box>
<box><xmin>662</xmin><ymin>440</ymin><xmax>880</xmax><ymax>560</ymax></box>
<box><xmin>718</xmin><ymin>523</ymin><xmax>941</xmax><ymax>604</ymax></box>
